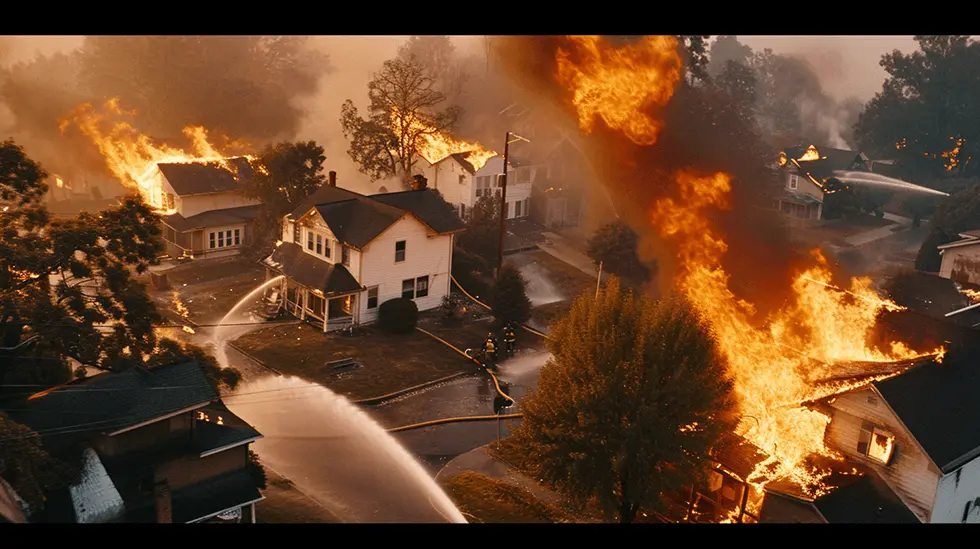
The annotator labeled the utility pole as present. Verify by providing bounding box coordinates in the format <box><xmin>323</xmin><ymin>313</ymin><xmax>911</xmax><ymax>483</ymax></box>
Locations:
<box><xmin>495</xmin><ymin>131</ymin><xmax>511</xmax><ymax>280</ymax></box>
<box><xmin>595</xmin><ymin>261</ymin><xmax>603</xmax><ymax>299</ymax></box>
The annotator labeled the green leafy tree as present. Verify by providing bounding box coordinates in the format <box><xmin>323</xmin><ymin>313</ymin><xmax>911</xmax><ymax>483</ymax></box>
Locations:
<box><xmin>716</xmin><ymin>60</ymin><xmax>757</xmax><ymax>120</ymax></box>
<box><xmin>0</xmin><ymin>412</ymin><xmax>79</xmax><ymax>513</ymax></box>
<box><xmin>676</xmin><ymin>36</ymin><xmax>711</xmax><ymax>85</ymax></box>
<box><xmin>586</xmin><ymin>222</ymin><xmax>652</xmax><ymax>284</ymax></box>
<box><xmin>707</xmin><ymin>36</ymin><xmax>753</xmax><ymax>79</ymax></box>
<box><xmin>490</xmin><ymin>265</ymin><xmax>532</xmax><ymax>328</ymax></box>
<box><xmin>855</xmin><ymin>36</ymin><xmax>980</xmax><ymax>179</ymax></box>
<box><xmin>497</xmin><ymin>278</ymin><xmax>734</xmax><ymax>523</ymax></box>
<box><xmin>457</xmin><ymin>194</ymin><xmax>501</xmax><ymax>270</ymax></box>
<box><xmin>340</xmin><ymin>56</ymin><xmax>460</xmax><ymax>186</ymax></box>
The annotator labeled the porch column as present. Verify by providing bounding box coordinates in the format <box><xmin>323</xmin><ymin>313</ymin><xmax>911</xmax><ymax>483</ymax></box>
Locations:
<box><xmin>323</xmin><ymin>297</ymin><xmax>329</xmax><ymax>333</ymax></box>
<box><xmin>299</xmin><ymin>289</ymin><xmax>307</xmax><ymax>320</ymax></box>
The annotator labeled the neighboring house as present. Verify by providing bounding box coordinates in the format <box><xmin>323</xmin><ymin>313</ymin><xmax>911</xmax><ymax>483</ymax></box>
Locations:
<box><xmin>775</xmin><ymin>144</ymin><xmax>871</xmax><ymax>221</ymax></box>
<box><xmin>528</xmin><ymin>136</ymin><xmax>595</xmax><ymax>230</ymax></box>
<box><xmin>938</xmin><ymin>230</ymin><xmax>980</xmax><ymax>285</ymax></box>
<box><xmin>10</xmin><ymin>361</ymin><xmax>265</xmax><ymax>524</ymax></box>
<box><xmin>417</xmin><ymin>152</ymin><xmax>531</xmax><ymax>222</ymax></box>
<box><xmin>764</xmin><ymin>347</ymin><xmax>980</xmax><ymax>523</ymax></box>
<box><xmin>265</xmin><ymin>173</ymin><xmax>465</xmax><ymax>332</ymax></box>
<box><xmin>155</xmin><ymin>157</ymin><xmax>262</xmax><ymax>260</ymax></box>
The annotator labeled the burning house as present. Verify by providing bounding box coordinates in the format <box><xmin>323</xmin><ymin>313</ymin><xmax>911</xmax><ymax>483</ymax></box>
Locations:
<box><xmin>416</xmin><ymin>152</ymin><xmax>531</xmax><ymax>222</ymax></box>
<box><xmin>8</xmin><ymin>360</ymin><xmax>265</xmax><ymax>524</ymax></box>
<box><xmin>154</xmin><ymin>158</ymin><xmax>262</xmax><ymax>260</ymax></box>
<box><xmin>265</xmin><ymin>171</ymin><xmax>465</xmax><ymax>332</ymax></box>
<box><xmin>938</xmin><ymin>230</ymin><xmax>980</xmax><ymax>287</ymax></box>
<box><xmin>774</xmin><ymin>144</ymin><xmax>871</xmax><ymax>222</ymax></box>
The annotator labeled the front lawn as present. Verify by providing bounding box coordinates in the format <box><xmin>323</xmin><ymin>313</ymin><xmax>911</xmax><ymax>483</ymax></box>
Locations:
<box><xmin>147</xmin><ymin>256</ymin><xmax>269</xmax><ymax>325</ymax></box>
<box><xmin>442</xmin><ymin>471</ymin><xmax>569</xmax><ymax>524</ymax></box>
<box><xmin>230</xmin><ymin>321</ymin><xmax>478</xmax><ymax>401</ymax></box>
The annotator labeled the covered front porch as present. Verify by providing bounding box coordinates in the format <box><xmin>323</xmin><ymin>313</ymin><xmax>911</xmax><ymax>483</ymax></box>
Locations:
<box><xmin>280</xmin><ymin>279</ymin><xmax>358</xmax><ymax>332</ymax></box>
<box><xmin>773</xmin><ymin>193</ymin><xmax>822</xmax><ymax>223</ymax></box>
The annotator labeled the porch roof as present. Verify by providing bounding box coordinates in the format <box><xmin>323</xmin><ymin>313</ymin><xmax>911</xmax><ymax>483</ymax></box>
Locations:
<box><xmin>266</xmin><ymin>242</ymin><xmax>363</xmax><ymax>297</ymax></box>
<box><xmin>161</xmin><ymin>204</ymin><xmax>261</xmax><ymax>233</ymax></box>
<box><xmin>779</xmin><ymin>192</ymin><xmax>822</xmax><ymax>206</ymax></box>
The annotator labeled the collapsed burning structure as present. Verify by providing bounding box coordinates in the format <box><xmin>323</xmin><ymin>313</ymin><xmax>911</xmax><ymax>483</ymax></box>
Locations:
<box><xmin>494</xmin><ymin>35</ymin><xmax>949</xmax><ymax>519</ymax></box>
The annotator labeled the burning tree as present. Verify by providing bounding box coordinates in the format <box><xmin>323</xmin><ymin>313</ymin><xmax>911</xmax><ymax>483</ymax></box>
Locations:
<box><xmin>497</xmin><ymin>277</ymin><xmax>735</xmax><ymax>523</ymax></box>
<box><xmin>340</xmin><ymin>55</ymin><xmax>461</xmax><ymax>186</ymax></box>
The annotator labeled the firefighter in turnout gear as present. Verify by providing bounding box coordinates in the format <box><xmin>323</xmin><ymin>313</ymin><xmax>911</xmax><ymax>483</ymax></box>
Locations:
<box><xmin>483</xmin><ymin>332</ymin><xmax>499</xmax><ymax>363</ymax></box>
<box><xmin>503</xmin><ymin>324</ymin><xmax>517</xmax><ymax>354</ymax></box>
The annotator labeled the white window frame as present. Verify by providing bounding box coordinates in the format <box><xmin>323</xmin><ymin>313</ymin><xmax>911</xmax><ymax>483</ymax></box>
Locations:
<box><xmin>858</xmin><ymin>421</ymin><xmax>895</xmax><ymax>465</ymax></box>
<box><xmin>395</xmin><ymin>240</ymin><xmax>406</xmax><ymax>263</ymax></box>
<box><xmin>789</xmin><ymin>174</ymin><xmax>799</xmax><ymax>190</ymax></box>
<box><xmin>416</xmin><ymin>276</ymin><xmax>429</xmax><ymax>298</ymax></box>
<box><xmin>208</xmin><ymin>227</ymin><xmax>242</xmax><ymax>250</ymax></box>
<box><xmin>366</xmin><ymin>286</ymin><xmax>379</xmax><ymax>309</ymax></box>
<box><xmin>401</xmin><ymin>278</ymin><xmax>415</xmax><ymax>299</ymax></box>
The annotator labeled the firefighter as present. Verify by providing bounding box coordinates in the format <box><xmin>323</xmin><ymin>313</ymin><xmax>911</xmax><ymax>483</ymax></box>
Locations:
<box><xmin>483</xmin><ymin>332</ymin><xmax>498</xmax><ymax>362</ymax></box>
<box><xmin>503</xmin><ymin>323</ymin><xmax>517</xmax><ymax>354</ymax></box>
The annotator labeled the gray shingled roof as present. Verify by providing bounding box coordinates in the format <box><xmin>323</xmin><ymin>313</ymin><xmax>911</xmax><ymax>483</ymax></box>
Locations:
<box><xmin>161</xmin><ymin>204</ymin><xmax>261</xmax><ymax>233</ymax></box>
<box><xmin>191</xmin><ymin>403</ymin><xmax>263</xmax><ymax>457</ymax></box>
<box><xmin>370</xmin><ymin>189</ymin><xmax>466</xmax><ymax>234</ymax></box>
<box><xmin>312</xmin><ymin>200</ymin><xmax>405</xmax><ymax>250</ymax></box>
<box><xmin>267</xmin><ymin>242</ymin><xmax>362</xmax><ymax>296</ymax></box>
<box><xmin>783</xmin><ymin>145</ymin><xmax>868</xmax><ymax>181</ymax></box>
<box><xmin>812</xmin><ymin>468</ymin><xmax>920</xmax><ymax>523</ymax></box>
<box><xmin>11</xmin><ymin>361</ymin><xmax>219</xmax><ymax>453</ymax></box>
<box><xmin>289</xmin><ymin>183</ymin><xmax>363</xmax><ymax>219</ymax></box>
<box><xmin>157</xmin><ymin>157</ymin><xmax>254</xmax><ymax>196</ymax></box>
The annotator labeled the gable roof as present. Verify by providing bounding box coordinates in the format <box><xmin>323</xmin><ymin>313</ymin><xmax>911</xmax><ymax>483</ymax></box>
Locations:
<box><xmin>871</xmin><ymin>347</ymin><xmax>980</xmax><ymax>473</ymax></box>
<box><xmin>937</xmin><ymin>231</ymin><xmax>980</xmax><ymax>250</ymax></box>
<box><xmin>811</xmin><ymin>467</ymin><xmax>920</xmax><ymax>523</ymax></box>
<box><xmin>369</xmin><ymin>189</ymin><xmax>466</xmax><ymax>234</ymax></box>
<box><xmin>266</xmin><ymin>242</ymin><xmax>362</xmax><ymax>296</ymax></box>
<box><xmin>11</xmin><ymin>361</ymin><xmax>219</xmax><ymax>453</ymax></box>
<box><xmin>157</xmin><ymin>157</ymin><xmax>255</xmax><ymax>196</ymax></box>
<box><xmin>782</xmin><ymin>144</ymin><xmax>869</xmax><ymax>183</ymax></box>
<box><xmin>290</xmin><ymin>183</ymin><xmax>464</xmax><ymax>250</ymax></box>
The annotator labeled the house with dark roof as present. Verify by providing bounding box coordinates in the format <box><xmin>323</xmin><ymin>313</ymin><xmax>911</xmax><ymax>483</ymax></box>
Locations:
<box><xmin>775</xmin><ymin>144</ymin><xmax>872</xmax><ymax>222</ymax></box>
<box><xmin>152</xmin><ymin>157</ymin><xmax>263</xmax><ymax>260</ymax></box>
<box><xmin>265</xmin><ymin>171</ymin><xmax>465</xmax><ymax>331</ymax></box>
<box><xmin>416</xmin><ymin>152</ymin><xmax>531</xmax><ymax>222</ymax></box>
<box><xmin>8</xmin><ymin>361</ymin><xmax>265</xmax><ymax>523</ymax></box>
<box><xmin>763</xmin><ymin>347</ymin><xmax>980</xmax><ymax>523</ymax></box>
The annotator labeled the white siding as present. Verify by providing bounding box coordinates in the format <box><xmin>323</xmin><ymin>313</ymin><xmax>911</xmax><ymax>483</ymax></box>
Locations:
<box><xmin>421</xmin><ymin>157</ymin><xmax>472</xmax><ymax>209</ymax></box>
<box><xmin>178</xmin><ymin>192</ymin><xmax>259</xmax><ymax>218</ymax></box>
<box><xmin>939</xmin><ymin>245</ymin><xmax>980</xmax><ymax>283</ymax></box>
<box><xmin>824</xmin><ymin>389</ymin><xmax>940</xmax><ymax>521</ymax></box>
<box><xmin>931</xmin><ymin>455</ymin><xmax>980</xmax><ymax>523</ymax></box>
<box><xmin>357</xmin><ymin>215</ymin><xmax>452</xmax><ymax>324</ymax></box>
<box><xmin>204</xmin><ymin>224</ymin><xmax>245</xmax><ymax>253</ymax></box>
<box><xmin>298</xmin><ymin>212</ymin><xmax>341</xmax><ymax>265</ymax></box>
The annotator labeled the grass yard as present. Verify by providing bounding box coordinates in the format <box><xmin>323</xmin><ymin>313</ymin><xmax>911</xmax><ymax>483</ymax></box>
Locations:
<box><xmin>230</xmin><ymin>321</ymin><xmax>477</xmax><ymax>401</ymax></box>
<box><xmin>256</xmin><ymin>469</ymin><xmax>338</xmax><ymax>523</ymax></box>
<box><xmin>148</xmin><ymin>257</ymin><xmax>268</xmax><ymax>325</ymax></box>
<box><xmin>441</xmin><ymin>471</ymin><xmax>569</xmax><ymax>524</ymax></box>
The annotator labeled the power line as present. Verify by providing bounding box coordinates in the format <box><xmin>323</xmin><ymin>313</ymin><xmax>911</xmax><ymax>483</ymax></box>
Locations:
<box><xmin>8</xmin><ymin>320</ymin><xmax>300</xmax><ymax>329</ymax></box>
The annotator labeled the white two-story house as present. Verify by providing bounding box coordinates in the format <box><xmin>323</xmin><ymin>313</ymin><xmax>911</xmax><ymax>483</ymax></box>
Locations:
<box><xmin>760</xmin><ymin>346</ymin><xmax>980</xmax><ymax>523</ymax></box>
<box><xmin>263</xmin><ymin>172</ymin><xmax>465</xmax><ymax>331</ymax></box>
<box><xmin>417</xmin><ymin>153</ymin><xmax>531</xmax><ymax>222</ymax></box>
<box><xmin>156</xmin><ymin>157</ymin><xmax>262</xmax><ymax>260</ymax></box>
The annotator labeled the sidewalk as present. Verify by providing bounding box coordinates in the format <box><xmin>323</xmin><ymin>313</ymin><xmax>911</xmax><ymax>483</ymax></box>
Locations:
<box><xmin>538</xmin><ymin>232</ymin><xmax>607</xmax><ymax>283</ymax></box>
<box><xmin>437</xmin><ymin>445</ymin><xmax>590</xmax><ymax>521</ymax></box>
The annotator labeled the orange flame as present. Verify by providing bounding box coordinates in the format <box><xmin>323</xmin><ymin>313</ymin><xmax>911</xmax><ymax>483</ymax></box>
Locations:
<box><xmin>555</xmin><ymin>35</ymin><xmax>683</xmax><ymax>146</ymax></box>
<box><xmin>798</xmin><ymin>145</ymin><xmax>821</xmax><ymax>162</ymax></box>
<box><xmin>389</xmin><ymin>107</ymin><xmax>497</xmax><ymax>172</ymax></box>
<box><xmin>60</xmin><ymin>99</ymin><xmax>260</xmax><ymax>215</ymax></box>
<box><xmin>552</xmin><ymin>37</ymin><xmax>943</xmax><ymax>499</ymax></box>
<box><xmin>961</xmin><ymin>288</ymin><xmax>980</xmax><ymax>302</ymax></box>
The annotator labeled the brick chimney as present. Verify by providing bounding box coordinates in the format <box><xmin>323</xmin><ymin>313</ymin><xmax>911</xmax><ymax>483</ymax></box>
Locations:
<box><xmin>328</xmin><ymin>171</ymin><xmax>337</xmax><ymax>187</ymax></box>
<box><xmin>154</xmin><ymin>480</ymin><xmax>173</xmax><ymax>524</ymax></box>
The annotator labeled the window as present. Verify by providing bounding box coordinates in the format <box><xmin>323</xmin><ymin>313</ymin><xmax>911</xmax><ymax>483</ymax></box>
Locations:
<box><xmin>218</xmin><ymin>231</ymin><xmax>225</xmax><ymax>248</ymax></box>
<box><xmin>395</xmin><ymin>240</ymin><xmax>406</xmax><ymax>263</ymax></box>
<box><xmin>234</xmin><ymin>229</ymin><xmax>240</xmax><ymax>246</ymax></box>
<box><xmin>307</xmin><ymin>230</ymin><xmax>314</xmax><ymax>251</ymax></box>
<box><xmin>293</xmin><ymin>223</ymin><xmax>300</xmax><ymax>242</ymax></box>
<box><xmin>316</xmin><ymin>234</ymin><xmax>322</xmax><ymax>255</ymax></box>
<box><xmin>324</xmin><ymin>239</ymin><xmax>331</xmax><ymax>258</ymax></box>
<box><xmin>504</xmin><ymin>202</ymin><xmax>511</xmax><ymax>219</ymax></box>
<box><xmin>459</xmin><ymin>204</ymin><xmax>466</xmax><ymax>220</ymax></box>
<box><xmin>857</xmin><ymin>421</ymin><xmax>895</xmax><ymax>465</ymax></box>
<box><xmin>342</xmin><ymin>246</ymin><xmax>350</xmax><ymax>266</ymax></box>
<box><xmin>402</xmin><ymin>279</ymin><xmax>415</xmax><ymax>299</ymax></box>
<box><xmin>459</xmin><ymin>174</ymin><xmax>465</xmax><ymax>185</ymax></box>
<box><xmin>367</xmin><ymin>286</ymin><xmax>379</xmax><ymax>309</ymax></box>
<box><xmin>515</xmin><ymin>200</ymin><xmax>522</xmax><ymax>217</ymax></box>
<box><xmin>524</xmin><ymin>198</ymin><xmax>530</xmax><ymax>217</ymax></box>
<box><xmin>209</xmin><ymin>232</ymin><xmax>215</xmax><ymax>249</ymax></box>
<box><xmin>416</xmin><ymin>276</ymin><xmax>429</xmax><ymax>298</ymax></box>
<box><xmin>789</xmin><ymin>174</ymin><xmax>799</xmax><ymax>190</ymax></box>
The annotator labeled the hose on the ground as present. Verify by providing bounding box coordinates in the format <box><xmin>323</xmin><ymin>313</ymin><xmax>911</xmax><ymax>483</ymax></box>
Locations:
<box><xmin>387</xmin><ymin>413</ymin><xmax>523</xmax><ymax>433</ymax></box>
<box><xmin>450</xmin><ymin>275</ymin><xmax>553</xmax><ymax>341</ymax></box>
<box><xmin>415</xmin><ymin>326</ymin><xmax>515</xmax><ymax>405</ymax></box>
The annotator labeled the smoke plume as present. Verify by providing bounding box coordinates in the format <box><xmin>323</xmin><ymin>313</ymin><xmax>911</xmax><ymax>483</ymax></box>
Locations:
<box><xmin>492</xmin><ymin>36</ymin><xmax>814</xmax><ymax>316</ymax></box>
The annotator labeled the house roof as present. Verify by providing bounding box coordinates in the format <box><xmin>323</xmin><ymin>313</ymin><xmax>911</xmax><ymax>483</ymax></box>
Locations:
<box><xmin>266</xmin><ymin>242</ymin><xmax>362</xmax><ymax>296</ymax></box>
<box><xmin>881</xmin><ymin>271</ymin><xmax>980</xmax><ymax>329</ymax></box>
<box><xmin>161</xmin><ymin>204</ymin><xmax>262</xmax><ymax>233</ymax></box>
<box><xmin>712</xmin><ymin>434</ymin><xmax>770</xmax><ymax>481</ymax></box>
<box><xmin>11</xmin><ymin>361</ymin><xmax>219</xmax><ymax>453</ymax></box>
<box><xmin>123</xmin><ymin>469</ymin><xmax>263</xmax><ymax>523</ymax></box>
<box><xmin>190</xmin><ymin>402</ymin><xmax>263</xmax><ymax>457</ymax></box>
<box><xmin>811</xmin><ymin>467</ymin><xmax>920</xmax><ymax>523</ymax></box>
<box><xmin>937</xmin><ymin>232</ymin><xmax>980</xmax><ymax>250</ymax></box>
<box><xmin>290</xmin><ymin>183</ymin><xmax>464</xmax><ymax>249</ymax></box>
<box><xmin>870</xmin><ymin>347</ymin><xmax>980</xmax><ymax>473</ymax></box>
<box><xmin>157</xmin><ymin>157</ymin><xmax>255</xmax><ymax>196</ymax></box>
<box><xmin>780</xmin><ymin>191</ymin><xmax>822</xmax><ymax>206</ymax></box>
<box><xmin>370</xmin><ymin>189</ymin><xmax>467</xmax><ymax>234</ymax></box>
<box><xmin>447</xmin><ymin>152</ymin><xmax>478</xmax><ymax>174</ymax></box>
<box><xmin>69</xmin><ymin>448</ymin><xmax>125</xmax><ymax>523</ymax></box>
<box><xmin>783</xmin><ymin>144</ymin><xmax>868</xmax><ymax>182</ymax></box>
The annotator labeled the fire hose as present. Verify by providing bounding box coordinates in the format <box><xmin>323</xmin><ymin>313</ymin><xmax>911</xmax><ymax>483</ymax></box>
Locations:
<box><xmin>387</xmin><ymin>413</ymin><xmax>523</xmax><ymax>433</ymax></box>
<box><xmin>414</xmin><ymin>326</ymin><xmax>515</xmax><ymax>406</ymax></box>
<box><xmin>450</xmin><ymin>275</ymin><xmax>553</xmax><ymax>340</ymax></box>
